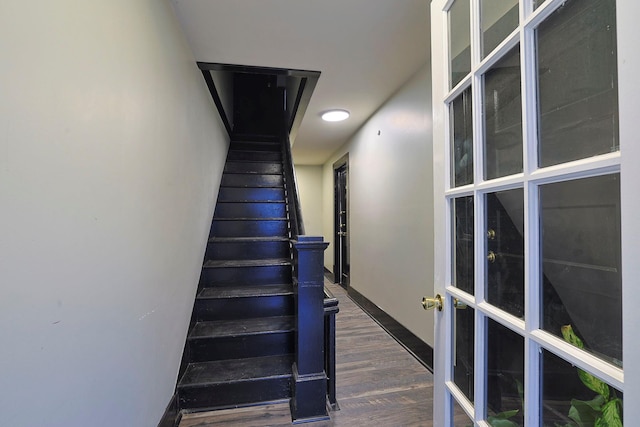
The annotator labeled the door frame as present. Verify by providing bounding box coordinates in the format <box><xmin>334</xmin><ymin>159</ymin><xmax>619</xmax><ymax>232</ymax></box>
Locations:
<box><xmin>333</xmin><ymin>153</ymin><xmax>349</xmax><ymax>287</ymax></box>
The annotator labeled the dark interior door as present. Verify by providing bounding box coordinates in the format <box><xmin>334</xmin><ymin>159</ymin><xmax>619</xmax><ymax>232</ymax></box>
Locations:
<box><xmin>334</xmin><ymin>163</ymin><xmax>349</xmax><ymax>287</ymax></box>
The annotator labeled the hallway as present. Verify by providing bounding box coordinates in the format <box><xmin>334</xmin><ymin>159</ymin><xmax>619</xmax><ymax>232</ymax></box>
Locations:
<box><xmin>179</xmin><ymin>280</ymin><xmax>434</xmax><ymax>426</ymax></box>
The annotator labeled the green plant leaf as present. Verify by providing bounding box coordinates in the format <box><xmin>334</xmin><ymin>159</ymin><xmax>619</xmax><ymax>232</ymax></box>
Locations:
<box><xmin>487</xmin><ymin>419</ymin><xmax>519</xmax><ymax>427</ymax></box>
<box><xmin>582</xmin><ymin>395</ymin><xmax>606</xmax><ymax>411</ymax></box>
<box><xmin>577</xmin><ymin>369</ymin><xmax>610</xmax><ymax>400</ymax></box>
<box><xmin>561</xmin><ymin>325</ymin><xmax>611</xmax><ymax>400</ymax></box>
<box><xmin>568</xmin><ymin>396</ymin><xmax>605</xmax><ymax>427</ymax></box>
<box><xmin>595</xmin><ymin>398</ymin><xmax>623</xmax><ymax>427</ymax></box>
<box><xmin>487</xmin><ymin>409</ymin><xmax>519</xmax><ymax>427</ymax></box>
<box><xmin>492</xmin><ymin>409</ymin><xmax>519</xmax><ymax>419</ymax></box>
<box><xmin>561</xmin><ymin>325</ymin><xmax>584</xmax><ymax>349</ymax></box>
<box><xmin>515</xmin><ymin>378</ymin><xmax>524</xmax><ymax>409</ymax></box>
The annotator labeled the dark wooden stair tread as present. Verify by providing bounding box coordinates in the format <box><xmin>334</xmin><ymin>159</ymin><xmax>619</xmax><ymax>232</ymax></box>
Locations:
<box><xmin>212</xmin><ymin>217</ymin><xmax>287</xmax><ymax>220</ymax></box>
<box><xmin>179</xmin><ymin>354</ymin><xmax>293</xmax><ymax>387</ymax></box>
<box><xmin>216</xmin><ymin>200</ymin><xmax>285</xmax><ymax>203</ymax></box>
<box><xmin>208</xmin><ymin>236</ymin><xmax>289</xmax><ymax>243</ymax></box>
<box><xmin>230</xmin><ymin>141</ymin><xmax>280</xmax><ymax>147</ymax></box>
<box><xmin>225</xmin><ymin>157</ymin><xmax>281</xmax><ymax>163</ymax></box>
<box><xmin>220</xmin><ymin>182</ymin><xmax>284</xmax><ymax>186</ymax></box>
<box><xmin>189</xmin><ymin>316</ymin><xmax>294</xmax><ymax>339</ymax></box>
<box><xmin>225</xmin><ymin>162</ymin><xmax>282</xmax><ymax>171</ymax></box>
<box><xmin>218</xmin><ymin>185</ymin><xmax>283</xmax><ymax>190</ymax></box>
<box><xmin>223</xmin><ymin>171</ymin><xmax>282</xmax><ymax>175</ymax></box>
<box><xmin>212</xmin><ymin>217</ymin><xmax>287</xmax><ymax>221</ymax></box>
<box><xmin>198</xmin><ymin>283</ymin><xmax>293</xmax><ymax>299</ymax></box>
<box><xmin>221</xmin><ymin>173</ymin><xmax>282</xmax><ymax>176</ymax></box>
<box><xmin>176</xmin><ymin>134</ymin><xmax>296</xmax><ymax>410</ymax></box>
<box><xmin>203</xmin><ymin>258</ymin><xmax>291</xmax><ymax>268</ymax></box>
<box><xmin>217</xmin><ymin>199</ymin><xmax>285</xmax><ymax>203</ymax></box>
<box><xmin>216</xmin><ymin>187</ymin><xmax>285</xmax><ymax>203</ymax></box>
<box><xmin>220</xmin><ymin>184</ymin><xmax>284</xmax><ymax>189</ymax></box>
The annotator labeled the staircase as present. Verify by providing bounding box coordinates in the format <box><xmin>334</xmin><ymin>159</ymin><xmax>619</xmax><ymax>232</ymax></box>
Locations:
<box><xmin>177</xmin><ymin>135</ymin><xmax>296</xmax><ymax>412</ymax></box>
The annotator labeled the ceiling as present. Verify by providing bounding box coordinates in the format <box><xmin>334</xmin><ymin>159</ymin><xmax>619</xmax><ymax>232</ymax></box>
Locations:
<box><xmin>171</xmin><ymin>0</ymin><xmax>430</xmax><ymax>165</ymax></box>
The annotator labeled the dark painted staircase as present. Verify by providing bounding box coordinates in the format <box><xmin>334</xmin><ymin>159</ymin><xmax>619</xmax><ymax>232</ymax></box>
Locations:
<box><xmin>176</xmin><ymin>135</ymin><xmax>296</xmax><ymax>412</ymax></box>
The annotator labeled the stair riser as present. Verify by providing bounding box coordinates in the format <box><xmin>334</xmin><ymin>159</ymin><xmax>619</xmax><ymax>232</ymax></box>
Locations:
<box><xmin>221</xmin><ymin>174</ymin><xmax>283</xmax><ymax>188</ymax></box>
<box><xmin>214</xmin><ymin>202</ymin><xmax>286</xmax><ymax>219</ymax></box>
<box><xmin>206</xmin><ymin>241</ymin><xmax>290</xmax><ymax>261</ymax></box>
<box><xmin>178</xmin><ymin>376</ymin><xmax>291</xmax><ymax>410</ymax></box>
<box><xmin>218</xmin><ymin>187</ymin><xmax>284</xmax><ymax>202</ymax></box>
<box><xmin>227</xmin><ymin>150</ymin><xmax>281</xmax><ymax>162</ymax></box>
<box><xmin>194</xmin><ymin>295</ymin><xmax>294</xmax><ymax>321</ymax></box>
<box><xmin>224</xmin><ymin>162</ymin><xmax>282</xmax><ymax>174</ymax></box>
<box><xmin>188</xmin><ymin>332</ymin><xmax>293</xmax><ymax>362</ymax></box>
<box><xmin>201</xmin><ymin>264</ymin><xmax>292</xmax><ymax>286</ymax></box>
<box><xmin>230</xmin><ymin>141</ymin><xmax>281</xmax><ymax>152</ymax></box>
<box><xmin>210</xmin><ymin>220</ymin><xmax>288</xmax><ymax>238</ymax></box>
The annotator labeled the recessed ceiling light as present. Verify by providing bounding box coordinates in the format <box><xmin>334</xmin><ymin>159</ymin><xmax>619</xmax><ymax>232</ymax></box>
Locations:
<box><xmin>321</xmin><ymin>109</ymin><xmax>350</xmax><ymax>122</ymax></box>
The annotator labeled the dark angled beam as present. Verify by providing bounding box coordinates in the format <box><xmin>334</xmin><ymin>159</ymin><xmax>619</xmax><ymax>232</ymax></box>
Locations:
<box><xmin>197</xmin><ymin>62</ymin><xmax>320</xmax><ymax>80</ymax></box>
<box><xmin>288</xmin><ymin>74</ymin><xmax>318</xmax><ymax>141</ymax></box>
<box><xmin>200</xmin><ymin>69</ymin><xmax>232</xmax><ymax>137</ymax></box>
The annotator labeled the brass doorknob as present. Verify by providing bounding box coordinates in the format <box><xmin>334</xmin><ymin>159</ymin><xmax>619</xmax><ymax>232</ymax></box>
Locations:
<box><xmin>422</xmin><ymin>294</ymin><xmax>443</xmax><ymax>311</ymax></box>
<box><xmin>487</xmin><ymin>251</ymin><xmax>497</xmax><ymax>263</ymax></box>
<box><xmin>453</xmin><ymin>298</ymin><xmax>467</xmax><ymax>309</ymax></box>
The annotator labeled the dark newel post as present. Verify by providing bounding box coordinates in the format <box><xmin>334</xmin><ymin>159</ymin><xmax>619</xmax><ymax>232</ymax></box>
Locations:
<box><xmin>290</xmin><ymin>236</ymin><xmax>330</xmax><ymax>423</ymax></box>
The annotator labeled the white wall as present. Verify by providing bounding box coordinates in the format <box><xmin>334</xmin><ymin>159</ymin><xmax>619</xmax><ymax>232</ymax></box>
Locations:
<box><xmin>0</xmin><ymin>2</ymin><xmax>229</xmax><ymax>426</ymax></box>
<box><xmin>295</xmin><ymin>165</ymin><xmax>324</xmax><ymax>237</ymax></box>
<box><xmin>322</xmin><ymin>64</ymin><xmax>434</xmax><ymax>345</ymax></box>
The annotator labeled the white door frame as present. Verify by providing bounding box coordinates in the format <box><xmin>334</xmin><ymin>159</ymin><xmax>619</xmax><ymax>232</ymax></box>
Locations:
<box><xmin>430</xmin><ymin>0</ymin><xmax>640</xmax><ymax>425</ymax></box>
<box><xmin>618</xmin><ymin>0</ymin><xmax>640</xmax><ymax>423</ymax></box>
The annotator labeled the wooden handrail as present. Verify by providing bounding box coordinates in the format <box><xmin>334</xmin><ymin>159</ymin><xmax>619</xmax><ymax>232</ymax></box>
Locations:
<box><xmin>281</xmin><ymin>131</ymin><xmax>305</xmax><ymax>239</ymax></box>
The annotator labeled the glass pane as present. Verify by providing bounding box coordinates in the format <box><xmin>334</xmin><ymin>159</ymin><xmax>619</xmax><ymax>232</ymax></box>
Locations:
<box><xmin>484</xmin><ymin>45</ymin><xmax>523</xmax><ymax>180</ymax></box>
<box><xmin>453</xmin><ymin>396</ymin><xmax>474</xmax><ymax>426</ymax></box>
<box><xmin>453</xmin><ymin>196</ymin><xmax>474</xmax><ymax>295</ymax></box>
<box><xmin>533</xmin><ymin>0</ymin><xmax>546</xmax><ymax>9</ymax></box>
<box><xmin>481</xmin><ymin>0</ymin><xmax>518</xmax><ymax>58</ymax></box>
<box><xmin>486</xmin><ymin>189</ymin><xmax>524</xmax><ymax>317</ymax></box>
<box><xmin>450</xmin><ymin>0</ymin><xmax>471</xmax><ymax>88</ymax></box>
<box><xmin>540</xmin><ymin>174</ymin><xmax>622</xmax><ymax>366</ymax></box>
<box><xmin>542</xmin><ymin>350</ymin><xmax>623</xmax><ymax>426</ymax></box>
<box><xmin>454</xmin><ymin>306</ymin><xmax>475</xmax><ymax>403</ymax></box>
<box><xmin>451</xmin><ymin>88</ymin><xmax>474</xmax><ymax>187</ymax></box>
<box><xmin>487</xmin><ymin>319</ymin><xmax>524</xmax><ymax>425</ymax></box>
<box><xmin>536</xmin><ymin>0</ymin><xmax>618</xmax><ymax>167</ymax></box>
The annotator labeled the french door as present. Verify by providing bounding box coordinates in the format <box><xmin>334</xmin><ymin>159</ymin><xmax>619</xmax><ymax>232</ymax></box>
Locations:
<box><xmin>430</xmin><ymin>0</ymin><xmax>640</xmax><ymax>425</ymax></box>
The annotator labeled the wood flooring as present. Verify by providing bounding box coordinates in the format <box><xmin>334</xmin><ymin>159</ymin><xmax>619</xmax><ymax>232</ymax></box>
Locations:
<box><xmin>179</xmin><ymin>280</ymin><xmax>434</xmax><ymax>426</ymax></box>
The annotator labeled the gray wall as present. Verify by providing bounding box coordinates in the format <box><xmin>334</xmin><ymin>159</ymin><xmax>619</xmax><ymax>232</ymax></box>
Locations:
<box><xmin>322</xmin><ymin>64</ymin><xmax>434</xmax><ymax>346</ymax></box>
<box><xmin>295</xmin><ymin>165</ymin><xmax>324</xmax><ymax>237</ymax></box>
<box><xmin>0</xmin><ymin>1</ymin><xmax>229</xmax><ymax>426</ymax></box>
